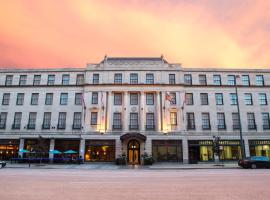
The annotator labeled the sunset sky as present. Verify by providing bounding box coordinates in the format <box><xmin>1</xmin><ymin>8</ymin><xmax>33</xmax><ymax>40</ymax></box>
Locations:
<box><xmin>0</xmin><ymin>0</ymin><xmax>269</xmax><ymax>68</ymax></box>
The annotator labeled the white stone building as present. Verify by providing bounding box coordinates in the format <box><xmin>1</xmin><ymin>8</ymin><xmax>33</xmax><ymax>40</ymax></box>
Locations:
<box><xmin>0</xmin><ymin>56</ymin><xmax>270</xmax><ymax>164</ymax></box>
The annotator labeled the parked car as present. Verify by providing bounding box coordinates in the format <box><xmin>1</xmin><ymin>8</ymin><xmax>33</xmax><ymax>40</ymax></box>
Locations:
<box><xmin>238</xmin><ymin>156</ymin><xmax>270</xmax><ymax>169</ymax></box>
<box><xmin>0</xmin><ymin>160</ymin><xmax>6</xmax><ymax>168</ymax></box>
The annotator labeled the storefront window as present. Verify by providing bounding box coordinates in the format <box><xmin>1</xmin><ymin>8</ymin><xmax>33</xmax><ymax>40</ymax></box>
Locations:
<box><xmin>249</xmin><ymin>140</ymin><xmax>270</xmax><ymax>158</ymax></box>
<box><xmin>188</xmin><ymin>140</ymin><xmax>213</xmax><ymax>163</ymax></box>
<box><xmin>85</xmin><ymin>140</ymin><xmax>115</xmax><ymax>162</ymax></box>
<box><xmin>54</xmin><ymin>140</ymin><xmax>80</xmax><ymax>159</ymax></box>
<box><xmin>0</xmin><ymin>139</ymin><xmax>19</xmax><ymax>160</ymax></box>
<box><xmin>24</xmin><ymin>139</ymin><xmax>50</xmax><ymax>158</ymax></box>
<box><xmin>219</xmin><ymin>141</ymin><xmax>242</xmax><ymax>161</ymax></box>
<box><xmin>152</xmin><ymin>140</ymin><xmax>182</xmax><ymax>162</ymax></box>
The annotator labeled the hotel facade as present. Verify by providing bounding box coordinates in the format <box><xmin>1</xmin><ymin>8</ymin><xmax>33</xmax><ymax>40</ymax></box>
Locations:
<box><xmin>0</xmin><ymin>56</ymin><xmax>270</xmax><ymax>164</ymax></box>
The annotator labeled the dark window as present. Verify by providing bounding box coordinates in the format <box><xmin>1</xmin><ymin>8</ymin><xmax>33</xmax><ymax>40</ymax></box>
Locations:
<box><xmin>146</xmin><ymin>73</ymin><xmax>154</xmax><ymax>84</ymax></box>
<box><xmin>215</xmin><ymin>93</ymin><xmax>223</xmax><ymax>105</ymax></box>
<box><xmin>256</xmin><ymin>75</ymin><xmax>264</xmax><ymax>86</ymax></box>
<box><xmin>259</xmin><ymin>93</ymin><xmax>267</xmax><ymax>105</ymax></box>
<box><xmin>146</xmin><ymin>113</ymin><xmax>155</xmax><ymax>130</ymax></box>
<box><xmin>227</xmin><ymin>75</ymin><xmax>236</xmax><ymax>86</ymax></box>
<box><xmin>113</xmin><ymin>113</ymin><xmax>122</xmax><ymax>130</ymax></box>
<box><xmin>200</xmin><ymin>93</ymin><xmax>208</xmax><ymax>105</ymax></box>
<box><xmin>199</xmin><ymin>74</ymin><xmax>207</xmax><ymax>85</ymax></box>
<box><xmin>47</xmin><ymin>75</ymin><xmax>55</xmax><ymax>85</ymax></box>
<box><xmin>186</xmin><ymin>112</ymin><xmax>195</xmax><ymax>130</ymax></box>
<box><xmin>244</xmin><ymin>93</ymin><xmax>253</xmax><ymax>105</ymax></box>
<box><xmin>129</xmin><ymin>113</ymin><xmax>139</xmax><ymax>130</ymax></box>
<box><xmin>130</xmin><ymin>93</ymin><xmax>138</xmax><ymax>105</ymax></box>
<box><xmin>73</xmin><ymin>112</ymin><xmax>82</xmax><ymax>129</ymax></box>
<box><xmin>2</xmin><ymin>93</ymin><xmax>10</xmax><ymax>105</ymax></box>
<box><xmin>213</xmin><ymin>75</ymin><xmax>221</xmax><ymax>85</ymax></box>
<box><xmin>0</xmin><ymin>112</ymin><xmax>7</xmax><ymax>129</ymax></box>
<box><xmin>217</xmin><ymin>113</ymin><xmax>226</xmax><ymax>130</ymax></box>
<box><xmin>42</xmin><ymin>112</ymin><xmax>51</xmax><ymax>129</ymax></box>
<box><xmin>16</xmin><ymin>93</ymin><xmax>24</xmax><ymax>105</ymax></box>
<box><xmin>31</xmin><ymin>93</ymin><xmax>39</xmax><ymax>105</ymax></box>
<box><xmin>19</xmin><ymin>75</ymin><xmax>27</xmax><ymax>86</ymax></box>
<box><xmin>184</xmin><ymin>74</ymin><xmax>192</xmax><ymax>85</ymax></box>
<box><xmin>5</xmin><ymin>75</ymin><xmax>13</xmax><ymax>86</ymax></box>
<box><xmin>185</xmin><ymin>93</ymin><xmax>193</xmax><ymax>105</ymax></box>
<box><xmin>33</xmin><ymin>75</ymin><xmax>41</xmax><ymax>85</ymax></box>
<box><xmin>169</xmin><ymin>74</ymin><xmax>175</xmax><ymax>84</ymax></box>
<box><xmin>58</xmin><ymin>112</ymin><xmax>66</xmax><ymax>129</ymax></box>
<box><xmin>114</xmin><ymin>73</ymin><xmax>122</xmax><ymax>84</ymax></box>
<box><xmin>130</xmin><ymin>73</ymin><xmax>138</xmax><ymax>84</ymax></box>
<box><xmin>91</xmin><ymin>112</ymin><xmax>98</xmax><ymax>125</ymax></box>
<box><xmin>75</xmin><ymin>93</ymin><xmax>82</xmax><ymax>105</ymax></box>
<box><xmin>27</xmin><ymin>112</ymin><xmax>37</xmax><ymax>129</ymax></box>
<box><xmin>62</xmin><ymin>74</ymin><xmax>70</xmax><ymax>85</ymax></box>
<box><xmin>93</xmin><ymin>74</ymin><xmax>99</xmax><ymax>84</ymax></box>
<box><xmin>202</xmin><ymin>113</ymin><xmax>211</xmax><ymax>130</ymax></box>
<box><xmin>92</xmin><ymin>92</ymin><xmax>98</xmax><ymax>104</ymax></box>
<box><xmin>247</xmin><ymin>113</ymin><xmax>256</xmax><ymax>130</ymax></box>
<box><xmin>262</xmin><ymin>113</ymin><xmax>270</xmax><ymax>130</ymax></box>
<box><xmin>232</xmin><ymin>113</ymin><xmax>240</xmax><ymax>130</ymax></box>
<box><xmin>242</xmin><ymin>75</ymin><xmax>250</xmax><ymax>86</ymax></box>
<box><xmin>146</xmin><ymin>93</ymin><xmax>154</xmax><ymax>105</ymax></box>
<box><xmin>45</xmin><ymin>93</ymin><xmax>53</xmax><ymax>105</ymax></box>
<box><xmin>230</xmin><ymin>93</ymin><xmax>237</xmax><ymax>105</ymax></box>
<box><xmin>60</xmin><ymin>93</ymin><xmax>68</xmax><ymax>105</ymax></box>
<box><xmin>76</xmin><ymin>74</ymin><xmax>84</xmax><ymax>85</ymax></box>
<box><xmin>13</xmin><ymin>112</ymin><xmax>22</xmax><ymax>129</ymax></box>
<box><xmin>114</xmin><ymin>93</ymin><xmax>122</xmax><ymax>105</ymax></box>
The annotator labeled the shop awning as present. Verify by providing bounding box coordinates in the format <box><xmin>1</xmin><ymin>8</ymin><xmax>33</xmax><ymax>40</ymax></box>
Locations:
<box><xmin>120</xmin><ymin>133</ymin><xmax>146</xmax><ymax>142</ymax></box>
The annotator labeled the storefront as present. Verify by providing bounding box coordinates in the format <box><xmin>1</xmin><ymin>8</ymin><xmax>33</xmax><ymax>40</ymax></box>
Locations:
<box><xmin>0</xmin><ymin>139</ymin><xmax>19</xmax><ymax>160</ymax></box>
<box><xmin>188</xmin><ymin>140</ymin><xmax>214</xmax><ymax>163</ymax></box>
<box><xmin>24</xmin><ymin>138</ymin><xmax>50</xmax><ymax>158</ymax></box>
<box><xmin>84</xmin><ymin>140</ymin><xmax>115</xmax><ymax>162</ymax></box>
<box><xmin>219</xmin><ymin>140</ymin><xmax>242</xmax><ymax>161</ymax></box>
<box><xmin>54</xmin><ymin>139</ymin><xmax>80</xmax><ymax>159</ymax></box>
<box><xmin>249</xmin><ymin>140</ymin><xmax>270</xmax><ymax>158</ymax></box>
<box><xmin>152</xmin><ymin>140</ymin><xmax>182</xmax><ymax>162</ymax></box>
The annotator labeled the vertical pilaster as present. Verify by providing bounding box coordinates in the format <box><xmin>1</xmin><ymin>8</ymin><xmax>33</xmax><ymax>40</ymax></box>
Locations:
<box><xmin>182</xmin><ymin>138</ymin><xmax>189</xmax><ymax>164</ymax></box>
<box><xmin>156</xmin><ymin>92</ymin><xmax>161</xmax><ymax>132</ymax></box>
<box><xmin>244</xmin><ymin>138</ymin><xmax>250</xmax><ymax>158</ymax></box>
<box><xmin>124</xmin><ymin>92</ymin><xmax>129</xmax><ymax>131</ymax></box>
<box><xmin>18</xmin><ymin>138</ymin><xmax>24</xmax><ymax>158</ymax></box>
<box><xmin>140</xmin><ymin>92</ymin><xmax>145</xmax><ymax>131</ymax></box>
<box><xmin>49</xmin><ymin>139</ymin><xmax>55</xmax><ymax>159</ymax></box>
<box><xmin>107</xmin><ymin>91</ymin><xmax>113</xmax><ymax>131</ymax></box>
<box><xmin>79</xmin><ymin>139</ymin><xmax>86</xmax><ymax>160</ymax></box>
<box><xmin>115</xmin><ymin>138</ymin><xmax>122</xmax><ymax>157</ymax></box>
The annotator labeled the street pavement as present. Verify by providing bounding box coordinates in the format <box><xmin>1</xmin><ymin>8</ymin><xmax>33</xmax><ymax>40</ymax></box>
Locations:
<box><xmin>0</xmin><ymin>168</ymin><xmax>269</xmax><ymax>200</ymax></box>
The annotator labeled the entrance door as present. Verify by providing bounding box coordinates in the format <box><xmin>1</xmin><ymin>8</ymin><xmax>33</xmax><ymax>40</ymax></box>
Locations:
<box><xmin>189</xmin><ymin>146</ymin><xmax>199</xmax><ymax>164</ymax></box>
<box><xmin>128</xmin><ymin>140</ymin><xmax>140</xmax><ymax>165</ymax></box>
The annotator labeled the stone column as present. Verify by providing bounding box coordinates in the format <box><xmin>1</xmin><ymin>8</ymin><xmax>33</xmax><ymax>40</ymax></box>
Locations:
<box><xmin>124</xmin><ymin>92</ymin><xmax>129</xmax><ymax>131</ymax></box>
<box><xmin>107</xmin><ymin>91</ymin><xmax>113</xmax><ymax>131</ymax></box>
<box><xmin>140</xmin><ymin>92</ymin><xmax>145</xmax><ymax>131</ymax></box>
<box><xmin>79</xmin><ymin>139</ymin><xmax>86</xmax><ymax>160</ymax></box>
<box><xmin>156</xmin><ymin>92</ymin><xmax>161</xmax><ymax>132</ymax></box>
<box><xmin>244</xmin><ymin>137</ymin><xmax>250</xmax><ymax>158</ymax></box>
<box><xmin>18</xmin><ymin>138</ymin><xmax>25</xmax><ymax>158</ymax></box>
<box><xmin>182</xmin><ymin>138</ymin><xmax>189</xmax><ymax>164</ymax></box>
<box><xmin>49</xmin><ymin>139</ymin><xmax>55</xmax><ymax>159</ymax></box>
<box><xmin>115</xmin><ymin>138</ymin><xmax>122</xmax><ymax>157</ymax></box>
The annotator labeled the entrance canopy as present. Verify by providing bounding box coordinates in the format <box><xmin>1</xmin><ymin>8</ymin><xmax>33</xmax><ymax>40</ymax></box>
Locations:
<box><xmin>120</xmin><ymin>133</ymin><xmax>146</xmax><ymax>142</ymax></box>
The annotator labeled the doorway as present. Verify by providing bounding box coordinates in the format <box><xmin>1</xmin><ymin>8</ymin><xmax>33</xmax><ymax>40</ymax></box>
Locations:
<box><xmin>127</xmin><ymin>140</ymin><xmax>140</xmax><ymax>165</ymax></box>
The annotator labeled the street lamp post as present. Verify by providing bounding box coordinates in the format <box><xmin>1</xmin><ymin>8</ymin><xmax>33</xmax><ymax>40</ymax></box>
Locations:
<box><xmin>235</xmin><ymin>75</ymin><xmax>246</xmax><ymax>159</ymax></box>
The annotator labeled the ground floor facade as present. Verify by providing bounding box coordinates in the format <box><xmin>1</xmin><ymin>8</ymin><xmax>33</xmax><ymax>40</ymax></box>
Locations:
<box><xmin>1</xmin><ymin>134</ymin><xmax>270</xmax><ymax>164</ymax></box>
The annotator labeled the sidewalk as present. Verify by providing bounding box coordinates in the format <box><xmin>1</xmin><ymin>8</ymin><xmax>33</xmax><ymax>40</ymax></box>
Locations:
<box><xmin>5</xmin><ymin>162</ymin><xmax>240</xmax><ymax>170</ymax></box>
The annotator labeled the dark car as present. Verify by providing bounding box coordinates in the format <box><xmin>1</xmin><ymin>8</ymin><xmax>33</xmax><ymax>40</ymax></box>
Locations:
<box><xmin>238</xmin><ymin>156</ymin><xmax>270</xmax><ymax>169</ymax></box>
<box><xmin>0</xmin><ymin>161</ymin><xmax>6</xmax><ymax>168</ymax></box>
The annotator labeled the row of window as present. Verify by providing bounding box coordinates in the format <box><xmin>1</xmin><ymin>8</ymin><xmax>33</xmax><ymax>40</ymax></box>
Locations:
<box><xmin>185</xmin><ymin>93</ymin><xmax>268</xmax><ymax>106</ymax></box>
<box><xmin>3</xmin><ymin>74</ymin><xmax>266</xmax><ymax>86</ymax></box>
<box><xmin>186</xmin><ymin>112</ymin><xmax>270</xmax><ymax>130</ymax></box>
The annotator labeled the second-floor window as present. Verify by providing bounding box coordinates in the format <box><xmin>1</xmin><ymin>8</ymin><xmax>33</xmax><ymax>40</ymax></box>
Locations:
<box><xmin>91</xmin><ymin>112</ymin><xmax>98</xmax><ymax>125</ymax></box>
<box><xmin>47</xmin><ymin>75</ymin><xmax>55</xmax><ymax>85</ymax></box>
<box><xmin>45</xmin><ymin>93</ymin><xmax>53</xmax><ymax>105</ymax></box>
<box><xmin>232</xmin><ymin>113</ymin><xmax>240</xmax><ymax>130</ymax></box>
<box><xmin>227</xmin><ymin>75</ymin><xmax>236</xmax><ymax>86</ymax></box>
<box><xmin>256</xmin><ymin>75</ymin><xmax>264</xmax><ymax>86</ymax></box>
<box><xmin>130</xmin><ymin>73</ymin><xmax>138</xmax><ymax>84</ymax></box>
<box><xmin>92</xmin><ymin>92</ymin><xmax>98</xmax><ymax>104</ymax></box>
<box><xmin>247</xmin><ymin>112</ymin><xmax>256</xmax><ymax>130</ymax></box>
<box><xmin>199</xmin><ymin>74</ymin><xmax>207</xmax><ymax>85</ymax></box>
<box><xmin>75</xmin><ymin>93</ymin><xmax>82</xmax><ymax>105</ymax></box>
<box><xmin>28</xmin><ymin>112</ymin><xmax>37</xmax><ymax>129</ymax></box>
<box><xmin>113</xmin><ymin>113</ymin><xmax>122</xmax><ymax>130</ymax></box>
<box><xmin>58</xmin><ymin>112</ymin><xmax>66</xmax><ymax>129</ymax></box>
<box><xmin>114</xmin><ymin>93</ymin><xmax>122</xmax><ymax>105</ymax></box>
<box><xmin>169</xmin><ymin>74</ymin><xmax>175</xmax><ymax>84</ymax></box>
<box><xmin>76</xmin><ymin>74</ymin><xmax>84</xmax><ymax>85</ymax></box>
<box><xmin>130</xmin><ymin>113</ymin><xmax>139</xmax><ymax>129</ymax></box>
<box><xmin>16</xmin><ymin>93</ymin><xmax>24</xmax><ymax>105</ymax></box>
<box><xmin>186</xmin><ymin>112</ymin><xmax>195</xmax><ymax>130</ymax></box>
<box><xmin>13</xmin><ymin>112</ymin><xmax>22</xmax><ymax>129</ymax></box>
<box><xmin>5</xmin><ymin>75</ymin><xmax>13</xmax><ymax>86</ymax></box>
<box><xmin>114</xmin><ymin>73</ymin><xmax>122</xmax><ymax>84</ymax></box>
<box><xmin>242</xmin><ymin>75</ymin><xmax>250</xmax><ymax>86</ymax></box>
<box><xmin>200</xmin><ymin>93</ymin><xmax>208</xmax><ymax>105</ymax></box>
<box><xmin>73</xmin><ymin>112</ymin><xmax>82</xmax><ymax>129</ymax></box>
<box><xmin>60</xmin><ymin>93</ymin><xmax>68</xmax><ymax>105</ymax></box>
<box><xmin>202</xmin><ymin>113</ymin><xmax>210</xmax><ymax>130</ymax></box>
<box><xmin>230</xmin><ymin>93</ymin><xmax>237</xmax><ymax>105</ymax></box>
<box><xmin>185</xmin><ymin>93</ymin><xmax>193</xmax><ymax>105</ymax></box>
<box><xmin>93</xmin><ymin>74</ymin><xmax>99</xmax><ymax>84</ymax></box>
<box><xmin>19</xmin><ymin>75</ymin><xmax>27</xmax><ymax>86</ymax></box>
<box><xmin>33</xmin><ymin>75</ymin><xmax>41</xmax><ymax>85</ymax></box>
<box><xmin>0</xmin><ymin>112</ymin><xmax>7</xmax><ymax>129</ymax></box>
<box><xmin>184</xmin><ymin>74</ymin><xmax>192</xmax><ymax>85</ymax></box>
<box><xmin>262</xmin><ymin>113</ymin><xmax>270</xmax><ymax>130</ymax></box>
<box><xmin>2</xmin><ymin>93</ymin><xmax>10</xmax><ymax>105</ymax></box>
<box><xmin>130</xmin><ymin>93</ymin><xmax>138</xmax><ymax>105</ymax></box>
<box><xmin>42</xmin><ymin>112</ymin><xmax>51</xmax><ymax>129</ymax></box>
<box><xmin>244</xmin><ymin>93</ymin><xmax>253</xmax><ymax>105</ymax></box>
<box><xmin>31</xmin><ymin>93</ymin><xmax>39</xmax><ymax>105</ymax></box>
<box><xmin>146</xmin><ymin>93</ymin><xmax>154</xmax><ymax>105</ymax></box>
<box><xmin>215</xmin><ymin>93</ymin><xmax>223</xmax><ymax>105</ymax></box>
<box><xmin>170</xmin><ymin>112</ymin><xmax>177</xmax><ymax>126</ymax></box>
<box><xmin>213</xmin><ymin>75</ymin><xmax>221</xmax><ymax>85</ymax></box>
<box><xmin>146</xmin><ymin>73</ymin><xmax>154</xmax><ymax>84</ymax></box>
<box><xmin>146</xmin><ymin>113</ymin><xmax>155</xmax><ymax>130</ymax></box>
<box><xmin>259</xmin><ymin>93</ymin><xmax>267</xmax><ymax>105</ymax></box>
<box><xmin>217</xmin><ymin>112</ymin><xmax>226</xmax><ymax>130</ymax></box>
<box><xmin>62</xmin><ymin>74</ymin><xmax>70</xmax><ymax>85</ymax></box>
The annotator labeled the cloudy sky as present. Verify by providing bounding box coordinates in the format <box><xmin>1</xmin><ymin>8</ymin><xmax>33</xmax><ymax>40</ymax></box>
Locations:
<box><xmin>0</xmin><ymin>0</ymin><xmax>269</xmax><ymax>68</ymax></box>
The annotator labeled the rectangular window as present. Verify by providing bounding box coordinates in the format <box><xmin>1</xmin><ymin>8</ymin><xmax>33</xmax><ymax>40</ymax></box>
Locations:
<box><xmin>47</xmin><ymin>75</ymin><xmax>55</xmax><ymax>85</ymax></box>
<box><xmin>114</xmin><ymin>93</ymin><xmax>122</xmax><ymax>105</ymax></box>
<box><xmin>27</xmin><ymin>112</ymin><xmax>37</xmax><ymax>129</ymax></box>
<box><xmin>16</xmin><ymin>93</ymin><xmax>24</xmax><ymax>105</ymax></box>
<box><xmin>185</xmin><ymin>93</ymin><xmax>193</xmax><ymax>105</ymax></box>
<box><xmin>76</xmin><ymin>74</ymin><xmax>84</xmax><ymax>85</ymax></box>
<box><xmin>200</xmin><ymin>93</ymin><xmax>208</xmax><ymax>105</ymax></box>
<box><xmin>31</xmin><ymin>93</ymin><xmax>39</xmax><ymax>105</ymax></box>
<box><xmin>259</xmin><ymin>93</ymin><xmax>267</xmax><ymax>105</ymax></box>
<box><xmin>170</xmin><ymin>112</ymin><xmax>177</xmax><ymax>125</ymax></box>
<box><xmin>232</xmin><ymin>113</ymin><xmax>240</xmax><ymax>130</ymax></box>
<box><xmin>169</xmin><ymin>74</ymin><xmax>176</xmax><ymax>84</ymax></box>
<box><xmin>13</xmin><ymin>112</ymin><xmax>22</xmax><ymax>129</ymax></box>
<box><xmin>2</xmin><ymin>93</ymin><xmax>10</xmax><ymax>105</ymax></box>
<box><xmin>60</xmin><ymin>93</ymin><xmax>68</xmax><ymax>105</ymax></box>
<box><xmin>58</xmin><ymin>112</ymin><xmax>66</xmax><ymax>129</ymax></box>
<box><xmin>62</xmin><ymin>74</ymin><xmax>70</xmax><ymax>85</ymax></box>
<box><xmin>45</xmin><ymin>93</ymin><xmax>53</xmax><ymax>105</ymax></box>
<box><xmin>184</xmin><ymin>74</ymin><xmax>192</xmax><ymax>85</ymax></box>
<box><xmin>244</xmin><ymin>93</ymin><xmax>253</xmax><ymax>105</ymax></box>
<box><xmin>230</xmin><ymin>93</ymin><xmax>238</xmax><ymax>105</ymax></box>
<box><xmin>113</xmin><ymin>113</ymin><xmax>122</xmax><ymax>130</ymax></box>
<box><xmin>242</xmin><ymin>75</ymin><xmax>250</xmax><ymax>86</ymax></box>
<box><xmin>217</xmin><ymin>112</ymin><xmax>226</xmax><ymax>130</ymax></box>
<box><xmin>92</xmin><ymin>92</ymin><xmax>98</xmax><ymax>104</ymax></box>
<box><xmin>129</xmin><ymin>113</ymin><xmax>139</xmax><ymax>130</ymax></box>
<box><xmin>42</xmin><ymin>112</ymin><xmax>51</xmax><ymax>129</ymax></box>
<box><xmin>19</xmin><ymin>75</ymin><xmax>27</xmax><ymax>86</ymax></box>
<box><xmin>0</xmin><ymin>112</ymin><xmax>7</xmax><ymax>129</ymax></box>
<box><xmin>146</xmin><ymin>73</ymin><xmax>154</xmax><ymax>84</ymax></box>
<box><xmin>130</xmin><ymin>73</ymin><xmax>138</xmax><ymax>84</ymax></box>
<box><xmin>73</xmin><ymin>112</ymin><xmax>82</xmax><ymax>129</ymax></box>
<box><xmin>199</xmin><ymin>74</ymin><xmax>207</xmax><ymax>85</ymax></box>
<box><xmin>202</xmin><ymin>113</ymin><xmax>211</xmax><ymax>130</ymax></box>
<box><xmin>130</xmin><ymin>93</ymin><xmax>138</xmax><ymax>105</ymax></box>
<box><xmin>93</xmin><ymin>74</ymin><xmax>99</xmax><ymax>84</ymax></box>
<box><xmin>262</xmin><ymin>113</ymin><xmax>270</xmax><ymax>130</ymax></box>
<box><xmin>33</xmin><ymin>75</ymin><xmax>41</xmax><ymax>86</ymax></box>
<box><xmin>170</xmin><ymin>92</ymin><xmax>176</xmax><ymax>105</ymax></box>
<box><xmin>74</xmin><ymin>93</ymin><xmax>82</xmax><ymax>105</ymax></box>
<box><xmin>227</xmin><ymin>75</ymin><xmax>236</xmax><ymax>86</ymax></box>
<box><xmin>186</xmin><ymin>112</ymin><xmax>195</xmax><ymax>130</ymax></box>
<box><xmin>256</xmin><ymin>75</ymin><xmax>264</xmax><ymax>86</ymax></box>
<box><xmin>213</xmin><ymin>75</ymin><xmax>221</xmax><ymax>85</ymax></box>
<box><xmin>146</xmin><ymin>113</ymin><xmax>155</xmax><ymax>130</ymax></box>
<box><xmin>114</xmin><ymin>73</ymin><xmax>122</xmax><ymax>84</ymax></box>
<box><xmin>247</xmin><ymin>113</ymin><xmax>256</xmax><ymax>130</ymax></box>
<box><xmin>215</xmin><ymin>93</ymin><xmax>223</xmax><ymax>105</ymax></box>
<box><xmin>5</xmin><ymin>75</ymin><xmax>13</xmax><ymax>86</ymax></box>
<box><xmin>91</xmin><ymin>112</ymin><xmax>98</xmax><ymax>125</ymax></box>
<box><xmin>146</xmin><ymin>93</ymin><xmax>154</xmax><ymax>105</ymax></box>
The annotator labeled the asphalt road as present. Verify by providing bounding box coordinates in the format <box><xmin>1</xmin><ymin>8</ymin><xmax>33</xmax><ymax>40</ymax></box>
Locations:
<box><xmin>0</xmin><ymin>168</ymin><xmax>269</xmax><ymax>200</ymax></box>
